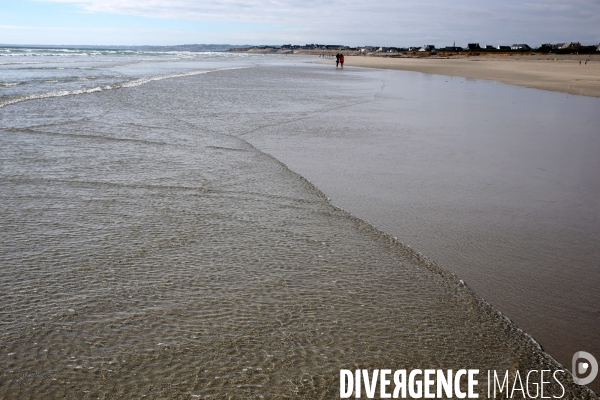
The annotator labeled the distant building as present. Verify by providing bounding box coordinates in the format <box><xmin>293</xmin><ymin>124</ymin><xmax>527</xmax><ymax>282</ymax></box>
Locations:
<box><xmin>511</xmin><ymin>44</ymin><xmax>531</xmax><ymax>50</ymax></box>
<box><xmin>418</xmin><ymin>45</ymin><xmax>436</xmax><ymax>52</ymax></box>
<box><xmin>485</xmin><ymin>45</ymin><xmax>495</xmax><ymax>49</ymax></box>
<box><xmin>468</xmin><ymin>43</ymin><xmax>481</xmax><ymax>50</ymax></box>
<box><xmin>539</xmin><ymin>43</ymin><xmax>568</xmax><ymax>51</ymax></box>
<box><xmin>442</xmin><ymin>42</ymin><xmax>462</xmax><ymax>51</ymax></box>
<box><xmin>561</xmin><ymin>42</ymin><xmax>581</xmax><ymax>49</ymax></box>
<box><xmin>497</xmin><ymin>45</ymin><xmax>511</xmax><ymax>50</ymax></box>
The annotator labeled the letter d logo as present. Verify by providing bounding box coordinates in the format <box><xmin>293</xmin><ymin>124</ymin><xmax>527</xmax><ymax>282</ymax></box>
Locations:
<box><xmin>572</xmin><ymin>351</ymin><xmax>598</xmax><ymax>386</ymax></box>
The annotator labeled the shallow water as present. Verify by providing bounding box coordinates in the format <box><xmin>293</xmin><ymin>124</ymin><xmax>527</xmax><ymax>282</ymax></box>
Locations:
<box><xmin>0</xmin><ymin>52</ymin><xmax>598</xmax><ymax>398</ymax></box>
<box><xmin>0</xmin><ymin>46</ymin><xmax>263</xmax><ymax>109</ymax></box>
<box><xmin>245</xmin><ymin>67</ymin><xmax>600</xmax><ymax>394</ymax></box>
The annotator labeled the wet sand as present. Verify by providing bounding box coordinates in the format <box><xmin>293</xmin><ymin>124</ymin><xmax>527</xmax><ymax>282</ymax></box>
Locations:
<box><xmin>342</xmin><ymin>55</ymin><xmax>600</xmax><ymax>97</ymax></box>
<box><xmin>245</xmin><ymin>63</ymin><xmax>600</xmax><ymax>394</ymax></box>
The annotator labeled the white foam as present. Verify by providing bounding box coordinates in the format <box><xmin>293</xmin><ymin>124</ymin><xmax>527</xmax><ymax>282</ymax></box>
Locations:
<box><xmin>120</xmin><ymin>66</ymin><xmax>247</xmax><ymax>88</ymax></box>
<box><xmin>0</xmin><ymin>66</ymin><xmax>250</xmax><ymax>109</ymax></box>
<box><xmin>0</xmin><ymin>87</ymin><xmax>104</xmax><ymax>108</ymax></box>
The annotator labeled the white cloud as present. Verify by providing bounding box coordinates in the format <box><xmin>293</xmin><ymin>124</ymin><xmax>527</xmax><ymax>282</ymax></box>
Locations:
<box><xmin>0</xmin><ymin>24</ymin><xmax>188</xmax><ymax>34</ymax></box>
<box><xmin>30</xmin><ymin>0</ymin><xmax>600</xmax><ymax>45</ymax></box>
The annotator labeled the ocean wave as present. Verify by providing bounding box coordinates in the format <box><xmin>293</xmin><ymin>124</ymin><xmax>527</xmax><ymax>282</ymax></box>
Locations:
<box><xmin>0</xmin><ymin>66</ymin><xmax>250</xmax><ymax>109</ymax></box>
<box><xmin>0</xmin><ymin>52</ymin><xmax>90</xmax><ymax>57</ymax></box>
<box><xmin>0</xmin><ymin>87</ymin><xmax>105</xmax><ymax>109</ymax></box>
<box><xmin>118</xmin><ymin>66</ymin><xmax>248</xmax><ymax>88</ymax></box>
<box><xmin>0</xmin><ymin>59</ymin><xmax>127</xmax><ymax>66</ymax></box>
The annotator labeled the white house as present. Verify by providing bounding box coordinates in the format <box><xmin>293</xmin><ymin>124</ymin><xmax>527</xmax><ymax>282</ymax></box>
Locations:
<box><xmin>418</xmin><ymin>45</ymin><xmax>435</xmax><ymax>52</ymax></box>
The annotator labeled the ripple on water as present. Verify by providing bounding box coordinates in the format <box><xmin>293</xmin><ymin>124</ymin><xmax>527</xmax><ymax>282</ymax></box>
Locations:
<box><xmin>0</xmin><ymin>66</ymin><xmax>596</xmax><ymax>399</ymax></box>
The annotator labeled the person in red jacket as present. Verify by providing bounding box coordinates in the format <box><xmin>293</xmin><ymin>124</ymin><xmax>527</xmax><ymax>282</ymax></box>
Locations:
<box><xmin>339</xmin><ymin>53</ymin><xmax>345</xmax><ymax>68</ymax></box>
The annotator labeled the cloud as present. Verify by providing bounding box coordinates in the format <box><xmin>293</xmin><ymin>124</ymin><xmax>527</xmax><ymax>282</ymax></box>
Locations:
<box><xmin>0</xmin><ymin>24</ymin><xmax>190</xmax><ymax>34</ymax></box>
<box><xmin>29</xmin><ymin>0</ymin><xmax>600</xmax><ymax>45</ymax></box>
<box><xmin>39</xmin><ymin>0</ymin><xmax>422</xmax><ymax>24</ymax></box>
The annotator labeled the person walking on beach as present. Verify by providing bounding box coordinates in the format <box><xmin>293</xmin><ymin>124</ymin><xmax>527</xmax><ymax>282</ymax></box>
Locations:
<box><xmin>335</xmin><ymin>53</ymin><xmax>340</xmax><ymax>68</ymax></box>
<box><xmin>340</xmin><ymin>53</ymin><xmax>345</xmax><ymax>68</ymax></box>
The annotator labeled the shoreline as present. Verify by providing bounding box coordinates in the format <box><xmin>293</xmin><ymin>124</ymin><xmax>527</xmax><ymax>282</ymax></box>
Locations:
<box><xmin>2</xmin><ymin>52</ymin><xmax>600</xmax><ymax>398</ymax></box>
<box><xmin>242</xmin><ymin>61</ymin><xmax>600</xmax><ymax>394</ymax></box>
<box><xmin>339</xmin><ymin>55</ymin><xmax>600</xmax><ymax>97</ymax></box>
<box><xmin>228</xmin><ymin>48</ymin><xmax>600</xmax><ymax>97</ymax></box>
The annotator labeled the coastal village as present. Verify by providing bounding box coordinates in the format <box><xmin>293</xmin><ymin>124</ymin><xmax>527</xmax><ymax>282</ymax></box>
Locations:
<box><xmin>229</xmin><ymin>42</ymin><xmax>600</xmax><ymax>56</ymax></box>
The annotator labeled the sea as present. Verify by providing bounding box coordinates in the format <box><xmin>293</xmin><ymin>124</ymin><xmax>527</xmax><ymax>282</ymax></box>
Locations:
<box><xmin>1</xmin><ymin>46</ymin><xmax>599</xmax><ymax>398</ymax></box>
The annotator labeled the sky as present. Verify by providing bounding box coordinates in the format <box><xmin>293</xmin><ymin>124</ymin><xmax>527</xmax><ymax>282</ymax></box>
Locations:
<box><xmin>1</xmin><ymin>0</ymin><xmax>599</xmax><ymax>47</ymax></box>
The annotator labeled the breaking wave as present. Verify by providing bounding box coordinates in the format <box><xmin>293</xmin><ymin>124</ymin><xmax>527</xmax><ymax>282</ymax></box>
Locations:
<box><xmin>0</xmin><ymin>66</ymin><xmax>250</xmax><ymax>109</ymax></box>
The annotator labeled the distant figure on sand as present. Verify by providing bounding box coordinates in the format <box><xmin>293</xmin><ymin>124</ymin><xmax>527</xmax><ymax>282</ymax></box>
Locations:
<box><xmin>340</xmin><ymin>53</ymin><xmax>345</xmax><ymax>68</ymax></box>
<box><xmin>335</xmin><ymin>53</ymin><xmax>340</xmax><ymax>68</ymax></box>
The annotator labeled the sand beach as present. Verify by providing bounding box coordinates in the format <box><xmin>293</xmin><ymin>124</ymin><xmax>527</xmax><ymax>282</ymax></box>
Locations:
<box><xmin>341</xmin><ymin>54</ymin><xmax>600</xmax><ymax>97</ymax></box>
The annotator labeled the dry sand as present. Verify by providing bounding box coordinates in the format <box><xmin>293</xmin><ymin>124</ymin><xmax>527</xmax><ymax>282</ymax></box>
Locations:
<box><xmin>342</xmin><ymin>55</ymin><xmax>600</xmax><ymax>97</ymax></box>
